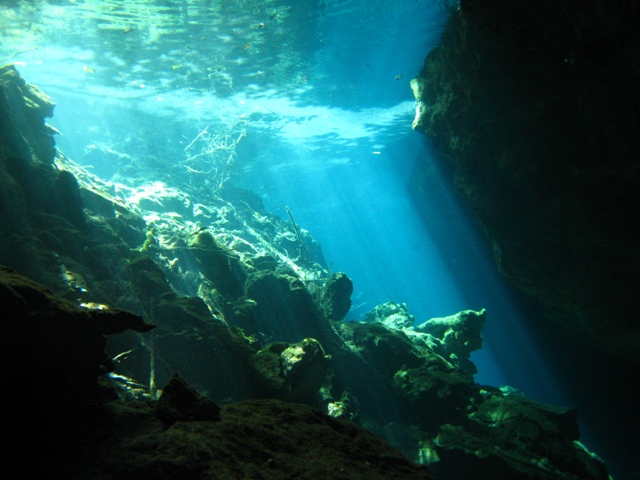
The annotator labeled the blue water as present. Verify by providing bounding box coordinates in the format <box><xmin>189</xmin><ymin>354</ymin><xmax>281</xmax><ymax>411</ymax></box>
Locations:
<box><xmin>4</xmin><ymin>0</ymin><xmax>563</xmax><ymax>412</ymax></box>
<box><xmin>4</xmin><ymin>0</ymin><xmax>637</xmax><ymax>476</ymax></box>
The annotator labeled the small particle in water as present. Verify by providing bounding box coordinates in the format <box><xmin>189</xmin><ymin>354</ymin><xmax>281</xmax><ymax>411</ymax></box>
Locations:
<box><xmin>83</xmin><ymin>65</ymin><xmax>96</xmax><ymax>73</ymax></box>
<box><xmin>395</xmin><ymin>73</ymin><xmax>402</xmax><ymax>80</ymax></box>
<box><xmin>172</xmin><ymin>64</ymin><xmax>182</xmax><ymax>69</ymax></box>
<box><xmin>123</xmin><ymin>27</ymin><xmax>133</xmax><ymax>34</ymax></box>
<box><xmin>243</xmin><ymin>44</ymin><xmax>250</xmax><ymax>50</ymax></box>
<box><xmin>258</xmin><ymin>23</ymin><xmax>265</xmax><ymax>28</ymax></box>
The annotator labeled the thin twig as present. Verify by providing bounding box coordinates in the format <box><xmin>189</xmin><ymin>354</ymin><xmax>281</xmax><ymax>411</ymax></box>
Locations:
<box><xmin>285</xmin><ymin>206</ymin><xmax>308</xmax><ymax>262</ymax></box>
<box><xmin>183</xmin><ymin>126</ymin><xmax>208</xmax><ymax>151</ymax></box>
<box><xmin>0</xmin><ymin>46</ymin><xmax>39</xmax><ymax>64</ymax></box>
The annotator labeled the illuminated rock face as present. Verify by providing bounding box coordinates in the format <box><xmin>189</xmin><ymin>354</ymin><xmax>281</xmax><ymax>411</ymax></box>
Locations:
<box><xmin>411</xmin><ymin>0</ymin><xmax>640</xmax><ymax>361</ymax></box>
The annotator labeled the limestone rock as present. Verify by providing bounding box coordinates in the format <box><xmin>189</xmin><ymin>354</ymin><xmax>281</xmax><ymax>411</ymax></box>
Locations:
<box><xmin>155</xmin><ymin>372</ymin><xmax>221</xmax><ymax>424</ymax></box>
<box><xmin>394</xmin><ymin>365</ymin><xmax>476</xmax><ymax>429</ymax></box>
<box><xmin>281</xmin><ymin>338</ymin><xmax>331</xmax><ymax>402</ymax></box>
<box><xmin>324</xmin><ymin>272</ymin><xmax>354</xmax><ymax>321</ymax></box>
<box><xmin>0</xmin><ymin>64</ymin><xmax>56</xmax><ymax>164</ymax></box>
<box><xmin>0</xmin><ymin>265</ymin><xmax>153</xmax><ymax>415</ymax></box>
<box><xmin>363</xmin><ymin>303</ymin><xmax>484</xmax><ymax>375</ymax></box>
<box><xmin>67</xmin><ymin>399</ymin><xmax>434</xmax><ymax>480</ymax></box>
<box><xmin>364</xmin><ymin>301</ymin><xmax>416</xmax><ymax>330</ymax></box>
<box><xmin>342</xmin><ymin>321</ymin><xmax>425</xmax><ymax>378</ymax></box>
<box><xmin>188</xmin><ymin>230</ymin><xmax>247</xmax><ymax>299</ymax></box>
<box><xmin>415</xmin><ymin>309</ymin><xmax>486</xmax><ymax>374</ymax></box>
<box><xmin>242</xmin><ymin>270</ymin><xmax>320</xmax><ymax>341</ymax></box>
<box><xmin>430</xmin><ymin>388</ymin><xmax>609</xmax><ymax>480</ymax></box>
<box><xmin>253</xmin><ymin>338</ymin><xmax>331</xmax><ymax>402</ymax></box>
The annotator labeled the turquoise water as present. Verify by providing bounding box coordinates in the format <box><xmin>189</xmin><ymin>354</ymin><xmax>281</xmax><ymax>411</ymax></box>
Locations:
<box><xmin>2</xmin><ymin>0</ymin><xmax>636</xmax><ymax>476</ymax></box>
<box><xmin>2</xmin><ymin>0</ymin><xmax>526</xmax><ymax>388</ymax></box>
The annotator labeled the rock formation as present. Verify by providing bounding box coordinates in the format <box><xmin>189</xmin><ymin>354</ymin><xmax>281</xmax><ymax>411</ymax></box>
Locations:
<box><xmin>2</xmin><ymin>62</ymin><xmax>611</xmax><ymax>478</ymax></box>
<box><xmin>410</xmin><ymin>0</ymin><xmax>640</xmax><ymax>362</ymax></box>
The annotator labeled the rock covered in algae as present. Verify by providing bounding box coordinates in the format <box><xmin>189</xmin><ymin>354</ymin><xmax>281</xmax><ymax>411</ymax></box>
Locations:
<box><xmin>188</xmin><ymin>230</ymin><xmax>247</xmax><ymax>299</ymax></box>
<box><xmin>242</xmin><ymin>270</ymin><xmax>320</xmax><ymax>341</ymax></box>
<box><xmin>155</xmin><ymin>372</ymin><xmax>221</xmax><ymax>425</ymax></box>
<box><xmin>323</xmin><ymin>272</ymin><xmax>354</xmax><ymax>321</ymax></box>
<box><xmin>355</xmin><ymin>302</ymin><xmax>609</xmax><ymax>479</ymax></box>
<box><xmin>363</xmin><ymin>302</ymin><xmax>485</xmax><ymax>374</ymax></box>
<box><xmin>415</xmin><ymin>309</ymin><xmax>486</xmax><ymax>374</ymax></box>
<box><xmin>364</xmin><ymin>301</ymin><xmax>416</xmax><ymax>329</ymax></box>
<box><xmin>1</xmin><ymin>265</ymin><xmax>153</xmax><ymax>419</ymax></box>
<box><xmin>253</xmin><ymin>338</ymin><xmax>331</xmax><ymax>403</ymax></box>
<box><xmin>0</xmin><ymin>63</ymin><xmax>57</xmax><ymax>164</ymax></box>
<box><xmin>78</xmin><ymin>397</ymin><xmax>435</xmax><ymax>480</ymax></box>
<box><xmin>429</xmin><ymin>387</ymin><xmax>609</xmax><ymax>480</ymax></box>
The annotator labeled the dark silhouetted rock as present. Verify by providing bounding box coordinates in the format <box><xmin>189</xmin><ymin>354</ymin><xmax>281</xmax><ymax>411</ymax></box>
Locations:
<box><xmin>324</xmin><ymin>272</ymin><xmax>353</xmax><ymax>321</ymax></box>
<box><xmin>410</xmin><ymin>0</ymin><xmax>640</xmax><ymax>362</ymax></box>
<box><xmin>155</xmin><ymin>372</ymin><xmax>221</xmax><ymax>424</ymax></box>
<box><xmin>80</xmin><ymin>399</ymin><xmax>434</xmax><ymax>480</ymax></box>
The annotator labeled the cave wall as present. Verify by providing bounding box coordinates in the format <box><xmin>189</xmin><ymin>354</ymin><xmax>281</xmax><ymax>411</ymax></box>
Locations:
<box><xmin>411</xmin><ymin>0</ymin><xmax>640</xmax><ymax>360</ymax></box>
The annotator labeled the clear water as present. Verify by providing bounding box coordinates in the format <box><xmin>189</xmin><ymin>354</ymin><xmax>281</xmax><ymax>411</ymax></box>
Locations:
<box><xmin>1</xmin><ymin>0</ymin><xmax>635</xmax><ymax>476</ymax></box>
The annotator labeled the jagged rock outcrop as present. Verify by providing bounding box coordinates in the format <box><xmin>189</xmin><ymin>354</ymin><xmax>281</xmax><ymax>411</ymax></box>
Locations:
<box><xmin>1</xmin><ymin>265</ymin><xmax>432</xmax><ymax>479</ymax></box>
<box><xmin>155</xmin><ymin>372</ymin><xmax>222</xmax><ymax>424</ymax></box>
<box><xmin>2</xmin><ymin>262</ymin><xmax>606</xmax><ymax>479</ymax></box>
<box><xmin>1</xmin><ymin>264</ymin><xmax>154</xmax><ymax>450</ymax></box>
<box><xmin>364</xmin><ymin>302</ymin><xmax>485</xmax><ymax>375</ymax></box>
<box><xmin>353</xmin><ymin>303</ymin><xmax>608</xmax><ymax>479</ymax></box>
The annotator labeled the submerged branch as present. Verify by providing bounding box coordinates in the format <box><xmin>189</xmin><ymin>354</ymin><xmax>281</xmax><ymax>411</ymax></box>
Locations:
<box><xmin>0</xmin><ymin>46</ymin><xmax>39</xmax><ymax>64</ymax></box>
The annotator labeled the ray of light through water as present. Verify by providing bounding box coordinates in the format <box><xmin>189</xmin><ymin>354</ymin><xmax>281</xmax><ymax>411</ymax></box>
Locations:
<box><xmin>4</xmin><ymin>0</ymin><xmax>580</xmax><ymax>450</ymax></box>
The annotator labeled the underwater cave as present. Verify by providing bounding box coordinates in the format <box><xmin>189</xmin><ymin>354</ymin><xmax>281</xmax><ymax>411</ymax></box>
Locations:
<box><xmin>1</xmin><ymin>0</ymin><xmax>639</xmax><ymax>478</ymax></box>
